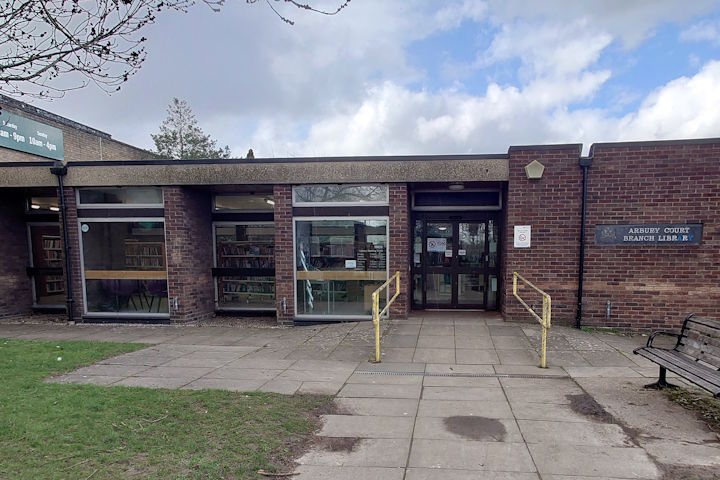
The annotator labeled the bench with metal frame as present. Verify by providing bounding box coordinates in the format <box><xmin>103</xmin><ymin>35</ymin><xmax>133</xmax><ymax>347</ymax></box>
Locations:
<box><xmin>633</xmin><ymin>313</ymin><xmax>720</xmax><ymax>397</ymax></box>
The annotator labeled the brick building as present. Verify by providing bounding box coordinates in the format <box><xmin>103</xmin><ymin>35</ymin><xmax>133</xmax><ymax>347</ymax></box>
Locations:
<box><xmin>1</xmin><ymin>97</ymin><xmax>718</xmax><ymax>330</ymax></box>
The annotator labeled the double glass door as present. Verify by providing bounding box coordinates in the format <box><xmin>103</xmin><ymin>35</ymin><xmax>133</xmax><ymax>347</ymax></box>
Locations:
<box><xmin>412</xmin><ymin>215</ymin><xmax>500</xmax><ymax>310</ymax></box>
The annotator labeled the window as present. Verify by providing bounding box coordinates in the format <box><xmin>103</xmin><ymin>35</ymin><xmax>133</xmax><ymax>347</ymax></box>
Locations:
<box><xmin>214</xmin><ymin>223</ymin><xmax>275</xmax><ymax>310</ymax></box>
<box><xmin>292</xmin><ymin>184</ymin><xmax>388</xmax><ymax>206</ymax></box>
<box><xmin>213</xmin><ymin>194</ymin><xmax>274</xmax><ymax>212</ymax></box>
<box><xmin>78</xmin><ymin>187</ymin><xmax>163</xmax><ymax>207</ymax></box>
<box><xmin>412</xmin><ymin>190</ymin><xmax>501</xmax><ymax>211</ymax></box>
<box><xmin>295</xmin><ymin>218</ymin><xmax>388</xmax><ymax>317</ymax></box>
<box><xmin>80</xmin><ymin>220</ymin><xmax>168</xmax><ymax>315</ymax></box>
<box><xmin>27</xmin><ymin>196</ymin><xmax>60</xmax><ymax>213</ymax></box>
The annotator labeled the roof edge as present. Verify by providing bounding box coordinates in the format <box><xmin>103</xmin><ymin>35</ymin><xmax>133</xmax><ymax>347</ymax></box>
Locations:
<box><xmin>508</xmin><ymin>143</ymin><xmax>583</xmax><ymax>154</ymax></box>
<box><xmin>590</xmin><ymin>137</ymin><xmax>720</xmax><ymax>155</ymax></box>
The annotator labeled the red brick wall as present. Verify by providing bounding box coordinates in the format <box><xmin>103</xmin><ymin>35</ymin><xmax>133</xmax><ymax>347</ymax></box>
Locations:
<box><xmin>581</xmin><ymin>141</ymin><xmax>720</xmax><ymax>330</ymax></box>
<box><xmin>164</xmin><ymin>186</ymin><xmax>215</xmax><ymax>323</ymax></box>
<box><xmin>389</xmin><ymin>183</ymin><xmax>410</xmax><ymax>318</ymax></box>
<box><xmin>502</xmin><ymin>145</ymin><xmax>583</xmax><ymax>325</ymax></box>
<box><xmin>273</xmin><ymin>185</ymin><xmax>294</xmax><ymax>325</ymax></box>
<box><xmin>61</xmin><ymin>187</ymin><xmax>85</xmax><ymax>320</ymax></box>
<box><xmin>0</xmin><ymin>191</ymin><xmax>33</xmax><ymax>317</ymax></box>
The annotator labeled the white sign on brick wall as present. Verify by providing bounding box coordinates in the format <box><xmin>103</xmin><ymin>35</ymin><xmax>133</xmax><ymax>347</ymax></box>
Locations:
<box><xmin>514</xmin><ymin>225</ymin><xmax>531</xmax><ymax>248</ymax></box>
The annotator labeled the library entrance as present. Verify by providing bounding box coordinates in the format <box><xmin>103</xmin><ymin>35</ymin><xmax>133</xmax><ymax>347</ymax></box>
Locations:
<box><xmin>411</xmin><ymin>213</ymin><xmax>500</xmax><ymax>310</ymax></box>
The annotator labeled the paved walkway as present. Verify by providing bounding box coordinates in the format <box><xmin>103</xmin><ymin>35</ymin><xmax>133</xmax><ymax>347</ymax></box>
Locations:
<box><xmin>2</xmin><ymin>314</ymin><xmax>719</xmax><ymax>479</ymax></box>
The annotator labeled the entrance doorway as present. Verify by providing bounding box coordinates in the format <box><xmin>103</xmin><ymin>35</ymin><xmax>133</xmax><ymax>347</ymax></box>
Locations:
<box><xmin>411</xmin><ymin>214</ymin><xmax>500</xmax><ymax>310</ymax></box>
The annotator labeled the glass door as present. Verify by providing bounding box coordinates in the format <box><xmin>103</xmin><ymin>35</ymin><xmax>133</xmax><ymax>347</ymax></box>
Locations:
<box><xmin>412</xmin><ymin>215</ymin><xmax>500</xmax><ymax>310</ymax></box>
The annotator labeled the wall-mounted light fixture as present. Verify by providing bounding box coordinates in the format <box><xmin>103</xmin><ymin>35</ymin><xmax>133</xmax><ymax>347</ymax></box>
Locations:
<box><xmin>448</xmin><ymin>182</ymin><xmax>464</xmax><ymax>191</ymax></box>
<box><xmin>525</xmin><ymin>160</ymin><xmax>545</xmax><ymax>180</ymax></box>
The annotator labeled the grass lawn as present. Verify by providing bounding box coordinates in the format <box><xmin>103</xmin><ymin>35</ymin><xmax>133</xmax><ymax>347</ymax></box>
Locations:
<box><xmin>0</xmin><ymin>338</ymin><xmax>332</xmax><ymax>479</ymax></box>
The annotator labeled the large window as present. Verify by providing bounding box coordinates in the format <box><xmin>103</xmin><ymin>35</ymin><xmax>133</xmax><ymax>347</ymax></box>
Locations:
<box><xmin>214</xmin><ymin>223</ymin><xmax>275</xmax><ymax>310</ymax></box>
<box><xmin>293</xmin><ymin>184</ymin><xmax>388</xmax><ymax>206</ymax></box>
<box><xmin>295</xmin><ymin>218</ymin><xmax>387</xmax><ymax>317</ymax></box>
<box><xmin>213</xmin><ymin>194</ymin><xmax>274</xmax><ymax>212</ymax></box>
<box><xmin>80</xmin><ymin>220</ymin><xmax>168</xmax><ymax>315</ymax></box>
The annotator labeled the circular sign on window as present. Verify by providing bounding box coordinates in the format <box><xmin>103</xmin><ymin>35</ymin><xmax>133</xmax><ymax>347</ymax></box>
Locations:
<box><xmin>81</xmin><ymin>224</ymin><xmax>89</xmax><ymax>233</ymax></box>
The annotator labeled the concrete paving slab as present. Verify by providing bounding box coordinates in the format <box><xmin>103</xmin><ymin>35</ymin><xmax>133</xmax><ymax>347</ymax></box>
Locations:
<box><xmin>258</xmin><ymin>379</ymin><xmax>301</xmax><ymax>395</ymax></box>
<box><xmin>413</xmin><ymin>348</ymin><xmax>456</xmax><ymax>364</ymax></box>
<box><xmin>290</xmin><ymin>359</ymin><xmax>358</xmax><ymax>373</ymax></box>
<box><xmin>71</xmin><ymin>364</ymin><xmax>150</xmax><ymax>377</ymax></box>
<box><xmin>528</xmin><ymin>443</ymin><xmax>660</xmax><ymax>478</ymax></box>
<box><xmin>417</xmin><ymin>400</ymin><xmax>514</xmax><ymax>419</ymax></box>
<box><xmin>565</xmin><ymin>366</ymin><xmax>643</xmax><ymax>378</ymax></box>
<box><xmin>493</xmin><ymin>365</ymin><xmax>567</xmax><ymax>376</ymax></box>
<box><xmin>204</xmin><ymin>367</ymin><xmax>284</xmax><ymax>380</ymax></box>
<box><xmin>422</xmin><ymin>376</ymin><xmax>501</xmax><ymax>388</ymax></box>
<box><xmin>334</xmin><ymin>398</ymin><xmax>418</xmax><ymax>417</ymax></box>
<box><xmin>580</xmin><ymin>350</ymin><xmax>637</xmax><ymax>367</ymax></box>
<box><xmin>386</xmin><ymin>325</ymin><xmax>421</xmax><ymax>336</ymax></box>
<box><xmin>346</xmin><ymin>373</ymin><xmax>423</xmax><ymax>385</ymax></box>
<box><xmin>419</xmin><ymin>325</ymin><xmax>454</xmax><ymax>336</ymax></box>
<box><xmin>454</xmin><ymin>335</ymin><xmax>494</xmax><ymax>349</ymax></box>
<box><xmin>378</xmin><ymin>347</ymin><xmax>415</xmax><ymax>362</ymax></box>
<box><xmin>383</xmin><ymin>335</ymin><xmax>419</xmax><ymax>348</ymax></box>
<box><xmin>642</xmin><ymin>439</ymin><xmax>720</xmax><ymax>468</ymax></box>
<box><xmin>97</xmin><ymin>354</ymin><xmax>177</xmax><ymax>367</ymax></box>
<box><xmin>50</xmin><ymin>374</ymin><xmax>125</xmax><ymax>386</ymax></box>
<box><xmin>409</xmin><ymin>439</ymin><xmax>536</xmax><ymax>472</ymax></box>
<box><xmin>497</xmin><ymin>349</ymin><xmax>540</xmax><ymax>366</ymax></box>
<box><xmin>318</xmin><ymin>415</ymin><xmax>415</xmax><ymax>438</ymax></box>
<box><xmin>132</xmin><ymin>366</ymin><xmax>215</xmax><ymax>379</ymax></box>
<box><xmin>297</xmin><ymin>381</ymin><xmax>346</xmax><ymax>395</ymax></box>
<box><xmin>518</xmin><ymin>419</ymin><xmax>632</xmax><ymax>446</ymax></box>
<box><xmin>329</xmin><ymin>347</ymin><xmax>373</xmax><ymax>362</ymax></box>
<box><xmin>338</xmin><ymin>383</ymin><xmax>423</xmax><ymax>399</ymax></box>
<box><xmin>356</xmin><ymin>362</ymin><xmax>425</xmax><ymax>374</ymax></box>
<box><xmin>499</xmin><ymin>377</ymin><xmax>578</xmax><ymax>389</ymax></box>
<box><xmin>510</xmin><ymin>402</ymin><xmax>591</xmax><ymax>423</ymax></box>
<box><xmin>405</xmin><ymin>469</ymin><xmax>540</xmax><ymax>480</ymax></box>
<box><xmin>488</xmin><ymin>325</ymin><xmax>526</xmax><ymax>336</ymax></box>
<box><xmin>504</xmin><ymin>387</ymin><xmax>580</xmax><ymax>405</ymax></box>
<box><xmin>182</xmin><ymin>378</ymin><xmax>266</xmax><ymax>391</ymax></box>
<box><xmin>293</xmin><ymin>465</ymin><xmax>405</xmax><ymax>480</ymax></box>
<box><xmin>223</xmin><ymin>357</ymin><xmax>296</xmax><ymax>370</ymax></box>
<box><xmin>413</xmin><ymin>417</ymin><xmax>523</xmax><ymax>442</ymax></box>
<box><xmin>455</xmin><ymin>349</ymin><xmax>499</xmax><ymax>364</ymax></box>
<box><xmin>491</xmin><ymin>336</ymin><xmax>533</xmax><ymax>349</ymax></box>
<box><xmin>422</xmin><ymin>386</ymin><xmax>506</xmax><ymax>402</ymax></box>
<box><xmin>114</xmin><ymin>376</ymin><xmax>195</xmax><ymax>389</ymax></box>
<box><xmin>160</xmin><ymin>356</ymin><xmax>235</xmax><ymax>368</ymax></box>
<box><xmin>284</xmin><ymin>346</ymin><xmax>334</xmax><ymax>360</ymax></box>
<box><xmin>425</xmin><ymin>363</ymin><xmax>494</xmax><ymax>375</ymax></box>
<box><xmin>544</xmin><ymin>350</ymin><xmax>591</xmax><ymax>367</ymax></box>
<box><xmin>417</xmin><ymin>335</ymin><xmax>455</xmax><ymax>348</ymax></box>
<box><xmin>299</xmin><ymin>438</ymin><xmax>411</xmax><ymax>467</ymax></box>
<box><xmin>277</xmin><ymin>369</ymin><xmax>352</xmax><ymax>383</ymax></box>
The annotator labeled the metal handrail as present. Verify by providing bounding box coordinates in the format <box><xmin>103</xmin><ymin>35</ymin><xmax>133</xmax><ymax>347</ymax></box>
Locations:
<box><xmin>512</xmin><ymin>272</ymin><xmax>552</xmax><ymax>368</ymax></box>
<box><xmin>371</xmin><ymin>271</ymin><xmax>401</xmax><ymax>363</ymax></box>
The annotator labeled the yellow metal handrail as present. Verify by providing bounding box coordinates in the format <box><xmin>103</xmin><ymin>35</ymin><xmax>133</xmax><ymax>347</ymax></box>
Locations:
<box><xmin>371</xmin><ymin>271</ymin><xmax>401</xmax><ymax>363</ymax></box>
<box><xmin>512</xmin><ymin>272</ymin><xmax>551</xmax><ymax>368</ymax></box>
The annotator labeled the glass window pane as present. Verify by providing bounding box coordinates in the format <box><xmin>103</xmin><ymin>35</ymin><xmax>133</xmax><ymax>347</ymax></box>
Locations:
<box><xmin>28</xmin><ymin>196</ymin><xmax>60</xmax><ymax>213</ymax></box>
<box><xmin>458</xmin><ymin>273</ymin><xmax>485</xmax><ymax>305</ymax></box>
<box><xmin>487</xmin><ymin>275</ymin><xmax>498</xmax><ymax>309</ymax></box>
<box><xmin>412</xmin><ymin>274</ymin><xmax>422</xmax><ymax>308</ymax></box>
<box><xmin>35</xmin><ymin>273</ymin><xmax>65</xmax><ymax>306</ymax></box>
<box><xmin>214</xmin><ymin>194</ymin><xmax>274</xmax><ymax>212</ymax></box>
<box><xmin>459</xmin><ymin>222</ymin><xmax>485</xmax><ymax>267</ymax></box>
<box><xmin>413</xmin><ymin>220</ymin><xmax>422</xmax><ymax>268</ymax></box>
<box><xmin>426</xmin><ymin>223</ymin><xmax>452</xmax><ymax>267</ymax></box>
<box><xmin>426</xmin><ymin>273</ymin><xmax>451</xmax><ymax>305</ymax></box>
<box><xmin>79</xmin><ymin>187</ymin><xmax>163</xmax><ymax>205</ymax></box>
<box><xmin>293</xmin><ymin>184</ymin><xmax>388</xmax><ymax>204</ymax></box>
<box><xmin>216</xmin><ymin>224</ymin><xmax>274</xmax><ymax>268</ymax></box>
<box><xmin>295</xmin><ymin>219</ymin><xmax>387</xmax><ymax>316</ymax></box>
<box><xmin>218</xmin><ymin>276</ymin><xmax>275</xmax><ymax>309</ymax></box>
<box><xmin>488</xmin><ymin>220</ymin><xmax>498</xmax><ymax>268</ymax></box>
<box><xmin>81</xmin><ymin>221</ymin><xmax>167</xmax><ymax>314</ymax></box>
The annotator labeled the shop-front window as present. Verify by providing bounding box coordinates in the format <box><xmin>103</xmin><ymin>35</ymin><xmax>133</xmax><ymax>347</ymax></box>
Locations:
<box><xmin>293</xmin><ymin>184</ymin><xmax>388</xmax><ymax>205</ymax></box>
<box><xmin>80</xmin><ymin>221</ymin><xmax>168</xmax><ymax>314</ymax></box>
<box><xmin>295</xmin><ymin>219</ymin><xmax>387</xmax><ymax>317</ymax></box>
<box><xmin>215</xmin><ymin>223</ymin><xmax>275</xmax><ymax>309</ymax></box>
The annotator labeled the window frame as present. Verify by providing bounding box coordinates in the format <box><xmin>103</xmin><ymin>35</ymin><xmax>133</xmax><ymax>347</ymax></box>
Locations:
<box><xmin>77</xmin><ymin>216</ymin><xmax>169</xmax><ymax>318</ymax></box>
<box><xmin>76</xmin><ymin>187</ymin><xmax>164</xmax><ymax>209</ymax></box>
<box><xmin>292</xmin><ymin>184</ymin><xmax>389</xmax><ymax>207</ymax></box>
<box><xmin>211</xmin><ymin>193</ymin><xmax>275</xmax><ymax>213</ymax></box>
<box><xmin>293</xmin><ymin>215</ymin><xmax>390</xmax><ymax>320</ymax></box>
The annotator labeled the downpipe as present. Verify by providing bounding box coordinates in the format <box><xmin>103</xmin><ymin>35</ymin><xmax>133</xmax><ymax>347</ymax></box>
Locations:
<box><xmin>50</xmin><ymin>162</ymin><xmax>74</xmax><ymax>323</ymax></box>
<box><xmin>576</xmin><ymin>156</ymin><xmax>593</xmax><ymax>329</ymax></box>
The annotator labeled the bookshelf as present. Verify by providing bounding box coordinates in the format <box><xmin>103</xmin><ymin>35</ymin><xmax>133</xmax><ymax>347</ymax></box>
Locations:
<box><xmin>124</xmin><ymin>240</ymin><xmax>165</xmax><ymax>269</ymax></box>
<box><xmin>42</xmin><ymin>235</ymin><xmax>63</xmax><ymax>267</ymax></box>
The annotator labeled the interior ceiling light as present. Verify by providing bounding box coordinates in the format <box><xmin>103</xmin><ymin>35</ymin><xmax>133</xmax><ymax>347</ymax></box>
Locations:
<box><xmin>49</xmin><ymin>206</ymin><xmax>60</xmax><ymax>212</ymax></box>
<box><xmin>448</xmin><ymin>182</ymin><xmax>464</xmax><ymax>191</ymax></box>
<box><xmin>438</xmin><ymin>226</ymin><xmax>448</xmax><ymax>231</ymax></box>
<box><xmin>265</xmin><ymin>198</ymin><xmax>275</xmax><ymax>206</ymax></box>
<box><xmin>30</xmin><ymin>204</ymin><xmax>40</xmax><ymax>209</ymax></box>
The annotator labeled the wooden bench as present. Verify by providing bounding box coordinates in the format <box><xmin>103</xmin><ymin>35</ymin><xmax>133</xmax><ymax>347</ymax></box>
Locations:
<box><xmin>633</xmin><ymin>314</ymin><xmax>720</xmax><ymax>397</ymax></box>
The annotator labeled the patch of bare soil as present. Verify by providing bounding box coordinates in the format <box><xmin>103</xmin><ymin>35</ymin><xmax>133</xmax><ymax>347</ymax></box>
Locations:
<box><xmin>315</xmin><ymin>437</ymin><xmax>361</xmax><ymax>453</ymax></box>
<box><xmin>659</xmin><ymin>464</ymin><xmax>720</xmax><ymax>480</ymax></box>
<box><xmin>443</xmin><ymin>416</ymin><xmax>506</xmax><ymax>441</ymax></box>
<box><xmin>665</xmin><ymin>388</ymin><xmax>720</xmax><ymax>437</ymax></box>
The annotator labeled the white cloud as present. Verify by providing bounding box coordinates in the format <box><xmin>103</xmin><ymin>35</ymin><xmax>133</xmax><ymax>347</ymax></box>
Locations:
<box><xmin>680</xmin><ymin>20</ymin><xmax>720</xmax><ymax>45</ymax></box>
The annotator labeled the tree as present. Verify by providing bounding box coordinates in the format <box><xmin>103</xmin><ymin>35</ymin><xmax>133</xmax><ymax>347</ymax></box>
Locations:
<box><xmin>151</xmin><ymin>98</ymin><xmax>231</xmax><ymax>159</ymax></box>
<box><xmin>1</xmin><ymin>0</ymin><xmax>350</xmax><ymax>98</ymax></box>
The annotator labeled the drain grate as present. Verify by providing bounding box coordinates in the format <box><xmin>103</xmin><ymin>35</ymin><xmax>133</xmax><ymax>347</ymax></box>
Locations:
<box><xmin>354</xmin><ymin>370</ymin><xmax>569</xmax><ymax>379</ymax></box>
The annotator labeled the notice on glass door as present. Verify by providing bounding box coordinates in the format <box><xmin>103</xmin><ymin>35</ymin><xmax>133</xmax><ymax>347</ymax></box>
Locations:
<box><xmin>427</xmin><ymin>237</ymin><xmax>447</xmax><ymax>252</ymax></box>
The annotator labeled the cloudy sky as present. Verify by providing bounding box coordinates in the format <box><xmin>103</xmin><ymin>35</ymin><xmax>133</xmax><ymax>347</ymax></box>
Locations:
<box><xmin>30</xmin><ymin>0</ymin><xmax>720</xmax><ymax>157</ymax></box>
